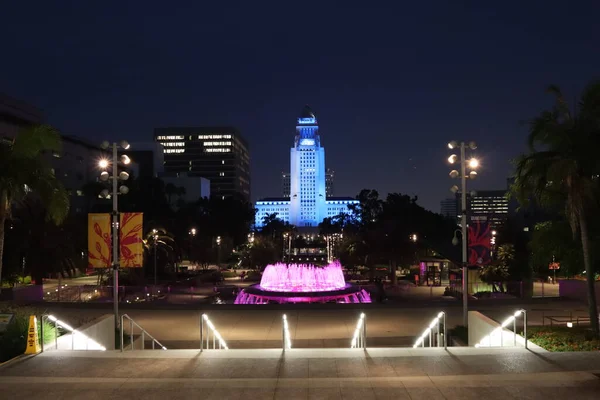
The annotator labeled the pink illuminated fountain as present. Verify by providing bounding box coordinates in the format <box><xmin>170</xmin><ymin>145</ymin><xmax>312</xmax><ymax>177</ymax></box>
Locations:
<box><xmin>235</xmin><ymin>261</ymin><xmax>371</xmax><ymax>304</ymax></box>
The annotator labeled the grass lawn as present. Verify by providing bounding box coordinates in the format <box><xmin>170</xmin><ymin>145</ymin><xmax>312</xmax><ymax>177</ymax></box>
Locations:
<box><xmin>527</xmin><ymin>326</ymin><xmax>600</xmax><ymax>351</ymax></box>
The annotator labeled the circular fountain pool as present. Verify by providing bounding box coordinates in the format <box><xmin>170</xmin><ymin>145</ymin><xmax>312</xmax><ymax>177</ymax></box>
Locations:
<box><xmin>234</xmin><ymin>261</ymin><xmax>371</xmax><ymax>304</ymax></box>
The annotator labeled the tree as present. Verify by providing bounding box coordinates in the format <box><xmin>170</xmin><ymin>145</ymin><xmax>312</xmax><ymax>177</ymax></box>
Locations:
<box><xmin>0</xmin><ymin>125</ymin><xmax>70</xmax><ymax>284</ymax></box>
<box><xmin>142</xmin><ymin>227</ymin><xmax>179</xmax><ymax>279</ymax></box>
<box><xmin>480</xmin><ymin>244</ymin><xmax>513</xmax><ymax>292</ymax></box>
<box><xmin>529</xmin><ymin>221</ymin><xmax>584</xmax><ymax>278</ymax></box>
<box><xmin>512</xmin><ymin>82</ymin><xmax>600</xmax><ymax>335</ymax></box>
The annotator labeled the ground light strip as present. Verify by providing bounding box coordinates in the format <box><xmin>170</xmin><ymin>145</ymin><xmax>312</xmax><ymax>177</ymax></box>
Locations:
<box><xmin>350</xmin><ymin>313</ymin><xmax>365</xmax><ymax>348</ymax></box>
<box><xmin>413</xmin><ymin>311</ymin><xmax>445</xmax><ymax>348</ymax></box>
<box><xmin>202</xmin><ymin>314</ymin><xmax>229</xmax><ymax>350</ymax></box>
<box><xmin>474</xmin><ymin>310</ymin><xmax>524</xmax><ymax>348</ymax></box>
<box><xmin>47</xmin><ymin>315</ymin><xmax>106</xmax><ymax>351</ymax></box>
<box><xmin>283</xmin><ymin>314</ymin><xmax>292</xmax><ymax>349</ymax></box>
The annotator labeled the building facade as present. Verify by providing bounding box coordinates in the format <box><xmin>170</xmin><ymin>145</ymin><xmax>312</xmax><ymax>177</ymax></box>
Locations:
<box><xmin>282</xmin><ymin>168</ymin><xmax>334</xmax><ymax>198</ymax></box>
<box><xmin>255</xmin><ymin>106</ymin><xmax>358</xmax><ymax>228</ymax></box>
<box><xmin>0</xmin><ymin>94</ymin><xmax>112</xmax><ymax>215</ymax></box>
<box><xmin>462</xmin><ymin>190</ymin><xmax>509</xmax><ymax>228</ymax></box>
<box><xmin>154</xmin><ymin>127</ymin><xmax>250</xmax><ymax>200</ymax></box>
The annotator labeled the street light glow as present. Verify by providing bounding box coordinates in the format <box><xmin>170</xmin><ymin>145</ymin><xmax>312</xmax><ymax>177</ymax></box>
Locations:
<box><xmin>448</xmin><ymin>141</ymin><xmax>458</xmax><ymax>149</ymax></box>
<box><xmin>468</xmin><ymin>158</ymin><xmax>479</xmax><ymax>168</ymax></box>
<box><xmin>447</xmin><ymin>154</ymin><xmax>457</xmax><ymax>164</ymax></box>
<box><xmin>98</xmin><ymin>159</ymin><xmax>109</xmax><ymax>169</ymax></box>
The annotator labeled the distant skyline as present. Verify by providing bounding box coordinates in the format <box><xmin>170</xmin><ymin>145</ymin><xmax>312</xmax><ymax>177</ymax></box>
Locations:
<box><xmin>2</xmin><ymin>1</ymin><xmax>599</xmax><ymax>212</ymax></box>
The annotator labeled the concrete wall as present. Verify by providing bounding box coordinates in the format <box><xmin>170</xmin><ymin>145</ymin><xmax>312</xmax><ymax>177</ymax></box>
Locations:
<box><xmin>559</xmin><ymin>279</ymin><xmax>600</xmax><ymax>304</ymax></box>
<box><xmin>51</xmin><ymin>314</ymin><xmax>115</xmax><ymax>351</ymax></box>
<box><xmin>0</xmin><ymin>285</ymin><xmax>43</xmax><ymax>304</ymax></box>
<box><xmin>467</xmin><ymin>311</ymin><xmax>542</xmax><ymax>350</ymax></box>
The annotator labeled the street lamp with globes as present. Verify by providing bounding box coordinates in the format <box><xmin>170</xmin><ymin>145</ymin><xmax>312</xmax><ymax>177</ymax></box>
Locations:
<box><xmin>98</xmin><ymin>140</ymin><xmax>131</xmax><ymax>328</ymax></box>
<box><xmin>447</xmin><ymin>140</ymin><xmax>479</xmax><ymax>327</ymax></box>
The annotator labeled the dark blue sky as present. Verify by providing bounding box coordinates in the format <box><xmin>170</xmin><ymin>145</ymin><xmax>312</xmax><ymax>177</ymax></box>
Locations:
<box><xmin>2</xmin><ymin>1</ymin><xmax>599</xmax><ymax>212</ymax></box>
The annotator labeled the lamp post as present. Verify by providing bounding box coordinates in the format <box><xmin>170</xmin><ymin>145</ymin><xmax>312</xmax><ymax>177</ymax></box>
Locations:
<box><xmin>152</xmin><ymin>229</ymin><xmax>158</xmax><ymax>289</ymax></box>
<box><xmin>99</xmin><ymin>140</ymin><xmax>131</xmax><ymax>328</ymax></box>
<box><xmin>216</xmin><ymin>236</ymin><xmax>222</xmax><ymax>269</ymax></box>
<box><xmin>448</xmin><ymin>140</ymin><xmax>478</xmax><ymax>327</ymax></box>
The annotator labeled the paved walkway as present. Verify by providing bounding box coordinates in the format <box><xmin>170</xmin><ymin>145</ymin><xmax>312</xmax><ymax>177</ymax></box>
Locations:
<box><xmin>2</xmin><ymin>348</ymin><xmax>600</xmax><ymax>399</ymax></box>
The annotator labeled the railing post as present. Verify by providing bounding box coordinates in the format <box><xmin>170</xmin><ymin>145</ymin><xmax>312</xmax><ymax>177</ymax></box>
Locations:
<box><xmin>200</xmin><ymin>314</ymin><xmax>204</xmax><ymax>352</ymax></box>
<box><xmin>523</xmin><ymin>311</ymin><xmax>528</xmax><ymax>350</ymax></box>
<box><xmin>141</xmin><ymin>331</ymin><xmax>145</xmax><ymax>350</ymax></box>
<box><xmin>362</xmin><ymin>314</ymin><xmax>367</xmax><ymax>350</ymax></box>
<box><xmin>55</xmin><ymin>319</ymin><xmax>58</xmax><ymax>350</ymax></box>
<box><xmin>282</xmin><ymin>318</ymin><xmax>285</xmax><ymax>351</ymax></box>
<box><xmin>40</xmin><ymin>315</ymin><xmax>44</xmax><ymax>353</ymax></box>
<box><xmin>443</xmin><ymin>312</ymin><xmax>447</xmax><ymax>350</ymax></box>
<box><xmin>130</xmin><ymin>318</ymin><xmax>133</xmax><ymax>350</ymax></box>
<box><xmin>120</xmin><ymin>315</ymin><xmax>124</xmax><ymax>352</ymax></box>
<box><xmin>513</xmin><ymin>317</ymin><xmax>516</xmax><ymax>347</ymax></box>
<box><xmin>72</xmin><ymin>330</ymin><xmax>75</xmax><ymax>350</ymax></box>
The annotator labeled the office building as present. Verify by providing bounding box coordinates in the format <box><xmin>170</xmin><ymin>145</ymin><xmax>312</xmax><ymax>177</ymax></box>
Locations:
<box><xmin>154</xmin><ymin>127</ymin><xmax>250</xmax><ymax>200</ymax></box>
<box><xmin>255</xmin><ymin>106</ymin><xmax>358</xmax><ymax>228</ymax></box>
<box><xmin>440</xmin><ymin>197</ymin><xmax>458</xmax><ymax>219</ymax></box>
<box><xmin>466</xmin><ymin>190</ymin><xmax>509</xmax><ymax>228</ymax></box>
<box><xmin>282</xmin><ymin>168</ymin><xmax>334</xmax><ymax>197</ymax></box>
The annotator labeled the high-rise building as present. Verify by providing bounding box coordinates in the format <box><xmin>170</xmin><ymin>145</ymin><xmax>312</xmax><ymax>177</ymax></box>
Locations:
<box><xmin>154</xmin><ymin>127</ymin><xmax>250</xmax><ymax>200</ymax></box>
<box><xmin>255</xmin><ymin>106</ymin><xmax>357</xmax><ymax>228</ymax></box>
<box><xmin>440</xmin><ymin>197</ymin><xmax>457</xmax><ymax>219</ymax></box>
<box><xmin>282</xmin><ymin>168</ymin><xmax>334</xmax><ymax>198</ymax></box>
<box><xmin>465</xmin><ymin>190</ymin><xmax>509</xmax><ymax>228</ymax></box>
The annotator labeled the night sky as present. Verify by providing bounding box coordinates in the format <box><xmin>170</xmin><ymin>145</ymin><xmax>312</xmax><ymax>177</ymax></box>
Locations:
<box><xmin>2</xmin><ymin>1</ymin><xmax>599</xmax><ymax>212</ymax></box>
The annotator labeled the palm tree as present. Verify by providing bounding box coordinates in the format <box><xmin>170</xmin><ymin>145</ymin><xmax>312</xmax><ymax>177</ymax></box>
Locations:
<box><xmin>0</xmin><ymin>125</ymin><xmax>69</xmax><ymax>285</ymax></box>
<box><xmin>143</xmin><ymin>228</ymin><xmax>178</xmax><ymax>282</ymax></box>
<box><xmin>512</xmin><ymin>82</ymin><xmax>600</xmax><ymax>335</ymax></box>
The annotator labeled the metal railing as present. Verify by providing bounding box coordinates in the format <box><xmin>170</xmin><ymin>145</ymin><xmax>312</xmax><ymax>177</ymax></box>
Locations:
<box><xmin>474</xmin><ymin>309</ymin><xmax>527</xmax><ymax>348</ymax></box>
<box><xmin>40</xmin><ymin>314</ymin><xmax>106</xmax><ymax>351</ymax></box>
<box><xmin>200</xmin><ymin>313</ymin><xmax>228</xmax><ymax>350</ymax></box>
<box><xmin>413</xmin><ymin>311</ymin><xmax>446</xmax><ymax>349</ymax></box>
<box><xmin>120</xmin><ymin>314</ymin><xmax>166</xmax><ymax>352</ymax></box>
<box><xmin>350</xmin><ymin>313</ymin><xmax>366</xmax><ymax>349</ymax></box>
<box><xmin>282</xmin><ymin>314</ymin><xmax>292</xmax><ymax>351</ymax></box>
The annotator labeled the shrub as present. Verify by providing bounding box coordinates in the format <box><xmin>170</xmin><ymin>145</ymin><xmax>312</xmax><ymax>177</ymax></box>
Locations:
<box><xmin>526</xmin><ymin>326</ymin><xmax>600</xmax><ymax>351</ymax></box>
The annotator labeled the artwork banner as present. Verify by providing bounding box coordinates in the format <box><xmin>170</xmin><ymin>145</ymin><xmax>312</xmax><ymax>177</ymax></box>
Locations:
<box><xmin>120</xmin><ymin>212</ymin><xmax>144</xmax><ymax>268</ymax></box>
<box><xmin>468</xmin><ymin>220</ymin><xmax>492</xmax><ymax>266</ymax></box>
<box><xmin>88</xmin><ymin>213</ymin><xmax>111</xmax><ymax>268</ymax></box>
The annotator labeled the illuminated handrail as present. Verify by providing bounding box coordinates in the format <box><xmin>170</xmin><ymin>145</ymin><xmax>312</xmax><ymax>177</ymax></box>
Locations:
<box><xmin>282</xmin><ymin>314</ymin><xmax>292</xmax><ymax>350</ymax></box>
<box><xmin>350</xmin><ymin>313</ymin><xmax>366</xmax><ymax>349</ymax></box>
<box><xmin>120</xmin><ymin>314</ymin><xmax>166</xmax><ymax>352</ymax></box>
<box><xmin>41</xmin><ymin>314</ymin><xmax>107</xmax><ymax>351</ymax></box>
<box><xmin>200</xmin><ymin>313</ymin><xmax>228</xmax><ymax>350</ymax></box>
<box><xmin>474</xmin><ymin>309</ymin><xmax>527</xmax><ymax>348</ymax></box>
<box><xmin>413</xmin><ymin>311</ymin><xmax>446</xmax><ymax>349</ymax></box>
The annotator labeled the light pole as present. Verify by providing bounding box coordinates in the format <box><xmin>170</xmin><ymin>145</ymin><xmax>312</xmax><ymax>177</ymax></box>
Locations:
<box><xmin>448</xmin><ymin>140</ymin><xmax>478</xmax><ymax>327</ymax></box>
<box><xmin>99</xmin><ymin>140</ymin><xmax>131</xmax><ymax>328</ymax></box>
<box><xmin>152</xmin><ymin>229</ymin><xmax>158</xmax><ymax>288</ymax></box>
<box><xmin>216</xmin><ymin>236</ymin><xmax>222</xmax><ymax>269</ymax></box>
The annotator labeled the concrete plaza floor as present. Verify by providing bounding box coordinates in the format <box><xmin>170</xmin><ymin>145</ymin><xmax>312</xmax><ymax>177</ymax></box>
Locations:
<box><xmin>1</xmin><ymin>348</ymin><xmax>600</xmax><ymax>399</ymax></box>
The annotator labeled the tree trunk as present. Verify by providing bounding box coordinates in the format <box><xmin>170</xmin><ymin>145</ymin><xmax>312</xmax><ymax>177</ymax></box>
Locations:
<box><xmin>391</xmin><ymin>260</ymin><xmax>397</xmax><ymax>285</ymax></box>
<box><xmin>0</xmin><ymin>191</ymin><xmax>7</xmax><ymax>286</ymax></box>
<box><xmin>579</xmin><ymin>213</ymin><xmax>599</xmax><ymax>336</ymax></box>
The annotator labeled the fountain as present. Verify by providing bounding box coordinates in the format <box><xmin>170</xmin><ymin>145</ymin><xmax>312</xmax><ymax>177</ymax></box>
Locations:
<box><xmin>234</xmin><ymin>261</ymin><xmax>371</xmax><ymax>304</ymax></box>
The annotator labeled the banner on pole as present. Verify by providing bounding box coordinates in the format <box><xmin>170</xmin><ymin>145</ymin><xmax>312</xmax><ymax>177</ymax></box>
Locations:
<box><xmin>120</xmin><ymin>212</ymin><xmax>144</xmax><ymax>267</ymax></box>
<box><xmin>468</xmin><ymin>218</ymin><xmax>492</xmax><ymax>266</ymax></box>
<box><xmin>88</xmin><ymin>213</ymin><xmax>111</xmax><ymax>268</ymax></box>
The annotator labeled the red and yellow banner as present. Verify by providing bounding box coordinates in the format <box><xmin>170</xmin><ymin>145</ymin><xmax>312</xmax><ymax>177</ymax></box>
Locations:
<box><xmin>88</xmin><ymin>213</ymin><xmax>112</xmax><ymax>268</ymax></box>
<box><xmin>120</xmin><ymin>212</ymin><xmax>144</xmax><ymax>268</ymax></box>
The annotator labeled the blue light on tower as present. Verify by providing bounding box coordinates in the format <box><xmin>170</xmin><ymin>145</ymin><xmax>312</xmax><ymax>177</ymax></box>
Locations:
<box><xmin>253</xmin><ymin>105</ymin><xmax>359</xmax><ymax>229</ymax></box>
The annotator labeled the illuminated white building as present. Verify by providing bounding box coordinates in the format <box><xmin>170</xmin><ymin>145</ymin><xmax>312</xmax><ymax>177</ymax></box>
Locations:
<box><xmin>255</xmin><ymin>106</ymin><xmax>358</xmax><ymax>228</ymax></box>
<box><xmin>153</xmin><ymin>127</ymin><xmax>250</xmax><ymax>200</ymax></box>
